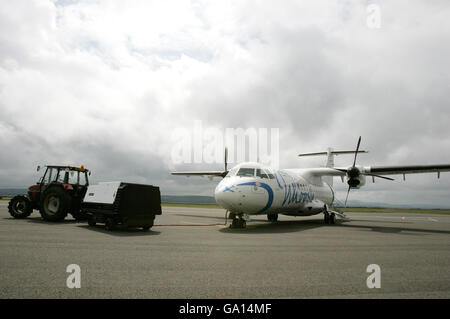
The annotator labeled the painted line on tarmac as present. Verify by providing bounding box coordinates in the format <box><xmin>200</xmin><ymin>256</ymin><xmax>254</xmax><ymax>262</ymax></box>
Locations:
<box><xmin>348</xmin><ymin>214</ymin><xmax>440</xmax><ymax>222</ymax></box>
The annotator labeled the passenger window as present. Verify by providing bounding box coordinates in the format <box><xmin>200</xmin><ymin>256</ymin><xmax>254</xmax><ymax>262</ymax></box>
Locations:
<box><xmin>237</xmin><ymin>168</ymin><xmax>255</xmax><ymax>177</ymax></box>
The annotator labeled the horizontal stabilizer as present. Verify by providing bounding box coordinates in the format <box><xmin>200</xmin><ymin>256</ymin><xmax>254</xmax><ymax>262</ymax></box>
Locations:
<box><xmin>298</xmin><ymin>150</ymin><xmax>368</xmax><ymax>157</ymax></box>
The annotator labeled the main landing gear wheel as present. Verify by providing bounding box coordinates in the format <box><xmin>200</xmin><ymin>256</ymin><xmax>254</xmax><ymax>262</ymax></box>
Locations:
<box><xmin>323</xmin><ymin>211</ymin><xmax>330</xmax><ymax>224</ymax></box>
<box><xmin>323</xmin><ymin>211</ymin><xmax>336</xmax><ymax>224</ymax></box>
<box><xmin>230</xmin><ymin>218</ymin><xmax>246</xmax><ymax>229</ymax></box>
<box><xmin>267</xmin><ymin>214</ymin><xmax>278</xmax><ymax>222</ymax></box>
<box><xmin>329</xmin><ymin>213</ymin><xmax>336</xmax><ymax>224</ymax></box>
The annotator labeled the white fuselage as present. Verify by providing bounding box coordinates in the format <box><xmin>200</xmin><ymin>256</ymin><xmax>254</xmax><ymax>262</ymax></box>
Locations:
<box><xmin>214</xmin><ymin>163</ymin><xmax>334</xmax><ymax>217</ymax></box>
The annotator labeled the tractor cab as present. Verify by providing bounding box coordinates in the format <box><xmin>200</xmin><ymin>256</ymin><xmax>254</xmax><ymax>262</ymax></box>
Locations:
<box><xmin>38</xmin><ymin>165</ymin><xmax>89</xmax><ymax>187</ymax></box>
<box><xmin>29</xmin><ymin>166</ymin><xmax>90</xmax><ymax>205</ymax></box>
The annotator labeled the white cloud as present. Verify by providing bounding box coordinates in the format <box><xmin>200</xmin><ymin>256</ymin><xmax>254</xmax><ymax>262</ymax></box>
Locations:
<box><xmin>1</xmin><ymin>0</ymin><xmax>450</xmax><ymax>206</ymax></box>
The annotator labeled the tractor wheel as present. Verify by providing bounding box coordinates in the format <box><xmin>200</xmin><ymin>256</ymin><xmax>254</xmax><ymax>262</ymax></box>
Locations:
<box><xmin>39</xmin><ymin>187</ymin><xmax>70</xmax><ymax>222</ymax></box>
<box><xmin>8</xmin><ymin>195</ymin><xmax>33</xmax><ymax>219</ymax></box>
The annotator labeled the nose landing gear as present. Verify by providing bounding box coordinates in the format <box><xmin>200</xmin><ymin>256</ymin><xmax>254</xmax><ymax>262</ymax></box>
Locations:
<box><xmin>229</xmin><ymin>212</ymin><xmax>247</xmax><ymax>229</ymax></box>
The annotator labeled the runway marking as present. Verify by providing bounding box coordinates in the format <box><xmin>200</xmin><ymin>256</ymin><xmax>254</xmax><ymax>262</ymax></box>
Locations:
<box><xmin>348</xmin><ymin>214</ymin><xmax>441</xmax><ymax>223</ymax></box>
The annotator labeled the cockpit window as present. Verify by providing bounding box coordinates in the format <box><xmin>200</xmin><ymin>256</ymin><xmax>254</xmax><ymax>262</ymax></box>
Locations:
<box><xmin>265</xmin><ymin>168</ymin><xmax>275</xmax><ymax>179</ymax></box>
<box><xmin>237</xmin><ymin>168</ymin><xmax>255</xmax><ymax>177</ymax></box>
<box><xmin>256</xmin><ymin>169</ymin><xmax>268</xmax><ymax>179</ymax></box>
<box><xmin>256</xmin><ymin>168</ymin><xmax>275</xmax><ymax>179</ymax></box>
<box><xmin>225</xmin><ymin>167</ymin><xmax>239</xmax><ymax>177</ymax></box>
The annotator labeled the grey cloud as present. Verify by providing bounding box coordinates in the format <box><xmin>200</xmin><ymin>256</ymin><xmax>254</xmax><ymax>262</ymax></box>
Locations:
<box><xmin>1</xmin><ymin>1</ymin><xmax>450</xmax><ymax>207</ymax></box>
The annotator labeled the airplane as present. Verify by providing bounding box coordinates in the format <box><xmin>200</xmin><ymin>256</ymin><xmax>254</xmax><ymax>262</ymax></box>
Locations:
<box><xmin>172</xmin><ymin>137</ymin><xmax>450</xmax><ymax>228</ymax></box>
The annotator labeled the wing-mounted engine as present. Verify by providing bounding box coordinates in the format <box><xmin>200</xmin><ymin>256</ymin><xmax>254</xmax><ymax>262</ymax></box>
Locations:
<box><xmin>346</xmin><ymin>166</ymin><xmax>366</xmax><ymax>189</ymax></box>
<box><xmin>333</xmin><ymin>137</ymin><xmax>394</xmax><ymax>205</ymax></box>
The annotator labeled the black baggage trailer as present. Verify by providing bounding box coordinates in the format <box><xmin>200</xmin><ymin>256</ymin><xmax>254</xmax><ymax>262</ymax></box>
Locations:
<box><xmin>81</xmin><ymin>182</ymin><xmax>161</xmax><ymax>231</ymax></box>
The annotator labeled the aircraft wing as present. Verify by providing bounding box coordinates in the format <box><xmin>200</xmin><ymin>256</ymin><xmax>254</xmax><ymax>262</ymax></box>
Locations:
<box><xmin>366</xmin><ymin>164</ymin><xmax>450</xmax><ymax>176</ymax></box>
<box><xmin>171</xmin><ymin>171</ymin><xmax>227</xmax><ymax>178</ymax></box>
<box><xmin>303</xmin><ymin>164</ymin><xmax>450</xmax><ymax>178</ymax></box>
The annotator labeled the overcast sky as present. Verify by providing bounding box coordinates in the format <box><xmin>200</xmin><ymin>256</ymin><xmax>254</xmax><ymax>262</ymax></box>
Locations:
<box><xmin>1</xmin><ymin>0</ymin><xmax>450</xmax><ymax>207</ymax></box>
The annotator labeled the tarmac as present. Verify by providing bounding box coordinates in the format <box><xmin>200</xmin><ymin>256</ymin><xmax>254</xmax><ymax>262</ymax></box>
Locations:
<box><xmin>0</xmin><ymin>201</ymin><xmax>449</xmax><ymax>298</ymax></box>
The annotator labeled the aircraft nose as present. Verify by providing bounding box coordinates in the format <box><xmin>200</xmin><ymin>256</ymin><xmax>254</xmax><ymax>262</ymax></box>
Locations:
<box><xmin>214</xmin><ymin>183</ymin><xmax>239</xmax><ymax>211</ymax></box>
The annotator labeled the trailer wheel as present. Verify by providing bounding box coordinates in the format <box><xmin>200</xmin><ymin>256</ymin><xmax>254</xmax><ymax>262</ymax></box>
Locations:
<box><xmin>39</xmin><ymin>187</ymin><xmax>70</xmax><ymax>222</ymax></box>
<box><xmin>8</xmin><ymin>195</ymin><xmax>33</xmax><ymax>219</ymax></box>
<box><xmin>71</xmin><ymin>211</ymin><xmax>88</xmax><ymax>221</ymax></box>
<box><xmin>87</xmin><ymin>216</ymin><xmax>96</xmax><ymax>227</ymax></box>
<box><xmin>142</xmin><ymin>217</ymin><xmax>154</xmax><ymax>231</ymax></box>
<box><xmin>105</xmin><ymin>218</ymin><xmax>115</xmax><ymax>231</ymax></box>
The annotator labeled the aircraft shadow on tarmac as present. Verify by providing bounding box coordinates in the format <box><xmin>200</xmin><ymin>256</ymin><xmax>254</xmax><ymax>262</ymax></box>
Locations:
<box><xmin>220</xmin><ymin>219</ymin><xmax>327</xmax><ymax>234</ymax></box>
<box><xmin>174</xmin><ymin>213</ymin><xmax>327</xmax><ymax>234</ymax></box>
<box><xmin>174</xmin><ymin>214</ymin><xmax>450</xmax><ymax>236</ymax></box>
<box><xmin>77</xmin><ymin>225</ymin><xmax>161</xmax><ymax>237</ymax></box>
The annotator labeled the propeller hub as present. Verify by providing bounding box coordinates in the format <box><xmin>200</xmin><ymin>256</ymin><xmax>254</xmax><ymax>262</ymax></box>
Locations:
<box><xmin>347</xmin><ymin>166</ymin><xmax>360</xmax><ymax>178</ymax></box>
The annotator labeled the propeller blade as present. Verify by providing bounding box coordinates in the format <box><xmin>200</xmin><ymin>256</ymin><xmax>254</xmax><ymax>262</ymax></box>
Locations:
<box><xmin>365</xmin><ymin>173</ymin><xmax>395</xmax><ymax>181</ymax></box>
<box><xmin>344</xmin><ymin>185</ymin><xmax>351</xmax><ymax>207</ymax></box>
<box><xmin>352</xmin><ymin>136</ymin><xmax>362</xmax><ymax>168</ymax></box>
<box><xmin>224</xmin><ymin>147</ymin><xmax>228</xmax><ymax>172</ymax></box>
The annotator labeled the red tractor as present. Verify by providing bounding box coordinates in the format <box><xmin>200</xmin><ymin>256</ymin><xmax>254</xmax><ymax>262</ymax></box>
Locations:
<box><xmin>8</xmin><ymin>165</ymin><xmax>90</xmax><ymax>221</ymax></box>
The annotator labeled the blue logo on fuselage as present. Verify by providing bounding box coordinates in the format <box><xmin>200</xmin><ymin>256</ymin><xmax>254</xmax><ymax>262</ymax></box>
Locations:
<box><xmin>237</xmin><ymin>182</ymin><xmax>274</xmax><ymax>214</ymax></box>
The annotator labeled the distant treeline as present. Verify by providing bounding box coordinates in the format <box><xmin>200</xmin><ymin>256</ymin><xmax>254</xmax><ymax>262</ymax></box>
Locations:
<box><xmin>0</xmin><ymin>189</ymin><xmax>216</xmax><ymax>204</ymax></box>
<box><xmin>161</xmin><ymin>195</ymin><xmax>216</xmax><ymax>204</ymax></box>
<box><xmin>1</xmin><ymin>188</ymin><xmax>449</xmax><ymax>209</ymax></box>
<box><xmin>0</xmin><ymin>189</ymin><xmax>27</xmax><ymax>196</ymax></box>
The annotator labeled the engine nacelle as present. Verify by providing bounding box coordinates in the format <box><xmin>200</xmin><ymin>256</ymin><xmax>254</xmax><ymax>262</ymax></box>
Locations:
<box><xmin>346</xmin><ymin>166</ymin><xmax>366</xmax><ymax>189</ymax></box>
